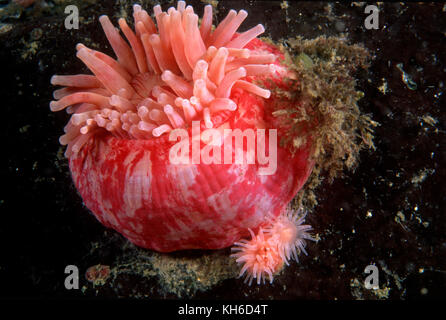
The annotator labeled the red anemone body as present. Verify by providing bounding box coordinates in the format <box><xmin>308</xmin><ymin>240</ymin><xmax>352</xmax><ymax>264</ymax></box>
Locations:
<box><xmin>51</xmin><ymin>3</ymin><xmax>313</xmax><ymax>252</ymax></box>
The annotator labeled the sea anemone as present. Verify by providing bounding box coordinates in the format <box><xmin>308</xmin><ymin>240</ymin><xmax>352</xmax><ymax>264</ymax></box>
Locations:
<box><xmin>231</xmin><ymin>208</ymin><xmax>314</xmax><ymax>285</ymax></box>
<box><xmin>50</xmin><ymin>2</ymin><xmax>275</xmax><ymax>157</ymax></box>
<box><xmin>264</xmin><ymin>208</ymin><xmax>315</xmax><ymax>265</ymax></box>
<box><xmin>49</xmin><ymin>1</ymin><xmax>314</xmax><ymax>259</ymax></box>
<box><xmin>231</xmin><ymin>228</ymin><xmax>283</xmax><ymax>285</ymax></box>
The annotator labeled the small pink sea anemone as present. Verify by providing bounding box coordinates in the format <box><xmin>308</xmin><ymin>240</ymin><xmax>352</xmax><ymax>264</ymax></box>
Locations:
<box><xmin>265</xmin><ymin>208</ymin><xmax>315</xmax><ymax>265</ymax></box>
<box><xmin>231</xmin><ymin>208</ymin><xmax>314</xmax><ymax>285</ymax></box>
<box><xmin>231</xmin><ymin>228</ymin><xmax>283</xmax><ymax>285</ymax></box>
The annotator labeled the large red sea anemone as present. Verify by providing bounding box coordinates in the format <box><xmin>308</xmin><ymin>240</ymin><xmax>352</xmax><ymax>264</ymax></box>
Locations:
<box><xmin>50</xmin><ymin>1</ymin><xmax>315</xmax><ymax>282</ymax></box>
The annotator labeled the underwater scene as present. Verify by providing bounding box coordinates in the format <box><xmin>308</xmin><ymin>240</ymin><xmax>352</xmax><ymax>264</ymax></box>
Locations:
<box><xmin>0</xmin><ymin>0</ymin><xmax>444</xmax><ymax>308</ymax></box>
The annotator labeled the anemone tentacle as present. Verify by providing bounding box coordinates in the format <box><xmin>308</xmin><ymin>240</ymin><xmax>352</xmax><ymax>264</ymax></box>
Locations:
<box><xmin>50</xmin><ymin>1</ymin><xmax>274</xmax><ymax>157</ymax></box>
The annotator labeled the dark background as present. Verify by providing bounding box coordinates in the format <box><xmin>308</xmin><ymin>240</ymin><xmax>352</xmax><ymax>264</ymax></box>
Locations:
<box><xmin>0</xmin><ymin>0</ymin><xmax>445</xmax><ymax>300</ymax></box>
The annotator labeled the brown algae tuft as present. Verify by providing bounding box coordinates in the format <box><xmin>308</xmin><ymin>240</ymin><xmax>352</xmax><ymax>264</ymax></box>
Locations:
<box><xmin>271</xmin><ymin>36</ymin><xmax>378</xmax><ymax>208</ymax></box>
